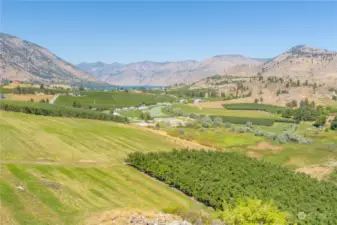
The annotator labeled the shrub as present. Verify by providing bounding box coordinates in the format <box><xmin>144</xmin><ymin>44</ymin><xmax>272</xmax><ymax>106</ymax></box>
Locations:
<box><xmin>224</xmin><ymin>122</ymin><xmax>231</xmax><ymax>128</ymax></box>
<box><xmin>212</xmin><ymin>117</ymin><xmax>223</xmax><ymax>127</ymax></box>
<box><xmin>219</xmin><ymin>198</ymin><xmax>289</xmax><ymax>225</ymax></box>
<box><xmin>201</xmin><ymin>116</ymin><xmax>213</xmax><ymax>128</ymax></box>
<box><xmin>246</xmin><ymin>121</ymin><xmax>253</xmax><ymax>128</ymax></box>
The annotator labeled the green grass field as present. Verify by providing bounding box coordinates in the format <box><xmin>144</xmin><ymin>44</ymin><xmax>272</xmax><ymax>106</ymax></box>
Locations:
<box><xmin>166</xmin><ymin>123</ymin><xmax>337</xmax><ymax>169</ymax></box>
<box><xmin>0</xmin><ymin>111</ymin><xmax>202</xmax><ymax>224</ymax></box>
<box><xmin>55</xmin><ymin>91</ymin><xmax>175</xmax><ymax>109</ymax></box>
<box><xmin>172</xmin><ymin>104</ymin><xmax>284</xmax><ymax>119</ymax></box>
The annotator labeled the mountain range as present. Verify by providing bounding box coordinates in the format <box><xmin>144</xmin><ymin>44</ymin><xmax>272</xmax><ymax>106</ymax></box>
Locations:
<box><xmin>77</xmin><ymin>56</ymin><xmax>265</xmax><ymax>85</ymax></box>
<box><xmin>1</xmin><ymin>33</ymin><xmax>336</xmax><ymax>87</ymax></box>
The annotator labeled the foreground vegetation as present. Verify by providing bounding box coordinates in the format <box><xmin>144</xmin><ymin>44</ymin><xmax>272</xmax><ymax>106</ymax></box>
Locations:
<box><xmin>127</xmin><ymin>150</ymin><xmax>337</xmax><ymax>224</ymax></box>
<box><xmin>0</xmin><ymin>111</ymin><xmax>201</xmax><ymax>224</ymax></box>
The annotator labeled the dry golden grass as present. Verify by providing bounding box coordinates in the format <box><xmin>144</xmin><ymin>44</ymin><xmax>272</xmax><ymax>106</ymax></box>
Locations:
<box><xmin>3</xmin><ymin>83</ymin><xmax>40</xmax><ymax>89</ymax></box>
<box><xmin>5</xmin><ymin>94</ymin><xmax>55</xmax><ymax>101</ymax></box>
<box><xmin>296</xmin><ymin>166</ymin><xmax>333</xmax><ymax>180</ymax></box>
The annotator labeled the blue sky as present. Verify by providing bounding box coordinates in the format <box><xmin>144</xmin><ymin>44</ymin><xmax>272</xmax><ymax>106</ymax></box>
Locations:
<box><xmin>1</xmin><ymin>1</ymin><xmax>337</xmax><ymax>64</ymax></box>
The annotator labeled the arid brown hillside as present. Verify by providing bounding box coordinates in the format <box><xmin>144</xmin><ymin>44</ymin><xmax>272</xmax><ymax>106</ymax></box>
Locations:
<box><xmin>221</xmin><ymin>45</ymin><xmax>337</xmax><ymax>88</ymax></box>
<box><xmin>0</xmin><ymin>33</ymin><xmax>96</xmax><ymax>84</ymax></box>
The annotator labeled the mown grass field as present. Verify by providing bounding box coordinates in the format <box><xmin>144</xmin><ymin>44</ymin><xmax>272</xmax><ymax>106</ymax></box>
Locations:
<box><xmin>0</xmin><ymin>111</ymin><xmax>202</xmax><ymax>224</ymax></box>
<box><xmin>55</xmin><ymin>91</ymin><xmax>175</xmax><ymax>109</ymax></box>
<box><xmin>172</xmin><ymin>104</ymin><xmax>284</xmax><ymax>119</ymax></box>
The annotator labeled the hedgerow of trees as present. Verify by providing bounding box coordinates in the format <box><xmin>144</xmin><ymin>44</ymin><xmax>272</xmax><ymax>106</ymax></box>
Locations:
<box><xmin>127</xmin><ymin>150</ymin><xmax>337</xmax><ymax>224</ymax></box>
<box><xmin>0</xmin><ymin>101</ymin><xmax>128</xmax><ymax>123</ymax></box>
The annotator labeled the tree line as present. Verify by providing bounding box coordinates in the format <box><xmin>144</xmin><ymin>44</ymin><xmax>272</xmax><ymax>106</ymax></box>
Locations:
<box><xmin>0</xmin><ymin>101</ymin><xmax>128</xmax><ymax>123</ymax></box>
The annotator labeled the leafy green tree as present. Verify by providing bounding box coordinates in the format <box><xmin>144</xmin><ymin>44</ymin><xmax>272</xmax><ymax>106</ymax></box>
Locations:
<box><xmin>313</xmin><ymin>115</ymin><xmax>327</xmax><ymax>127</ymax></box>
<box><xmin>219</xmin><ymin>198</ymin><xmax>289</xmax><ymax>225</ymax></box>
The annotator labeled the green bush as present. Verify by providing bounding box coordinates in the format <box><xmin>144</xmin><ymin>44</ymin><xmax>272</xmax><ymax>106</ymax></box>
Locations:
<box><xmin>219</xmin><ymin>198</ymin><xmax>290</xmax><ymax>225</ymax></box>
<box><xmin>0</xmin><ymin>101</ymin><xmax>128</xmax><ymax>123</ymax></box>
<box><xmin>127</xmin><ymin>150</ymin><xmax>337</xmax><ymax>224</ymax></box>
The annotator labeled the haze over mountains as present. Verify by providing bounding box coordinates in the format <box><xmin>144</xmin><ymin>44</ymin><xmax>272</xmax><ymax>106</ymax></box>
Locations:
<box><xmin>1</xmin><ymin>33</ymin><xmax>336</xmax><ymax>87</ymax></box>
<box><xmin>77</xmin><ymin>56</ymin><xmax>265</xmax><ymax>85</ymax></box>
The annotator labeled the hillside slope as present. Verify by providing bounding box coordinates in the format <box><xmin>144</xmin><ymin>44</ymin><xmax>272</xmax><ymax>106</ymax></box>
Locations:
<box><xmin>0</xmin><ymin>33</ymin><xmax>96</xmax><ymax>84</ymax></box>
<box><xmin>78</xmin><ymin>56</ymin><xmax>263</xmax><ymax>85</ymax></box>
<box><xmin>226</xmin><ymin>45</ymin><xmax>337</xmax><ymax>87</ymax></box>
<box><xmin>0</xmin><ymin>111</ymin><xmax>202</xmax><ymax>224</ymax></box>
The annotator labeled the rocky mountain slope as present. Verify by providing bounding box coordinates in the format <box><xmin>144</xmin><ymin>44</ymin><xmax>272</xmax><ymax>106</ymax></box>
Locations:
<box><xmin>0</xmin><ymin>33</ymin><xmax>96</xmax><ymax>84</ymax></box>
<box><xmin>224</xmin><ymin>45</ymin><xmax>337</xmax><ymax>87</ymax></box>
<box><xmin>77</xmin><ymin>56</ymin><xmax>263</xmax><ymax>86</ymax></box>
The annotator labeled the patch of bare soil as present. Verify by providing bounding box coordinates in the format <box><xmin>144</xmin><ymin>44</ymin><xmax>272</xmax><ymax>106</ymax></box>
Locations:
<box><xmin>84</xmin><ymin>209</ymin><xmax>182</xmax><ymax>225</ymax></box>
<box><xmin>246</xmin><ymin>151</ymin><xmax>263</xmax><ymax>158</ymax></box>
<box><xmin>248</xmin><ymin>142</ymin><xmax>283</xmax><ymax>153</ymax></box>
<box><xmin>128</xmin><ymin>124</ymin><xmax>214</xmax><ymax>151</ymax></box>
<box><xmin>77</xmin><ymin>159</ymin><xmax>97</xmax><ymax>164</ymax></box>
<box><xmin>296</xmin><ymin>166</ymin><xmax>333</xmax><ymax>180</ymax></box>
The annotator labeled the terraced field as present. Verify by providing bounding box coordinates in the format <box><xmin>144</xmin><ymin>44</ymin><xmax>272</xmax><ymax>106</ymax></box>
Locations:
<box><xmin>0</xmin><ymin>111</ymin><xmax>202</xmax><ymax>224</ymax></box>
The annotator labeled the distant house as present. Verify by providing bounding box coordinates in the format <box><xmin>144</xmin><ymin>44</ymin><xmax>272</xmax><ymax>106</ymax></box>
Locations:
<box><xmin>0</xmin><ymin>93</ymin><xmax>5</xmax><ymax>100</ymax></box>
<box><xmin>193</xmin><ymin>99</ymin><xmax>202</xmax><ymax>104</ymax></box>
<box><xmin>138</xmin><ymin>105</ymin><xmax>148</xmax><ymax>110</ymax></box>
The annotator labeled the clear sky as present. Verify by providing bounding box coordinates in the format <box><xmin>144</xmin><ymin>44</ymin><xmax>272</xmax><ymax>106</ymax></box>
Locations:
<box><xmin>1</xmin><ymin>1</ymin><xmax>337</xmax><ymax>64</ymax></box>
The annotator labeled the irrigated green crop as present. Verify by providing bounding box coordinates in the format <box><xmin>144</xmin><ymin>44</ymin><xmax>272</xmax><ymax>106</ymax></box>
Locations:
<box><xmin>127</xmin><ymin>150</ymin><xmax>337</xmax><ymax>224</ymax></box>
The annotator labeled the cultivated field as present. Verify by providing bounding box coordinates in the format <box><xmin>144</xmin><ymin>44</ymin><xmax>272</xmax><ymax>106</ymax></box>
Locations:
<box><xmin>3</xmin><ymin>83</ymin><xmax>41</xmax><ymax>89</ymax></box>
<box><xmin>0</xmin><ymin>111</ymin><xmax>204</xmax><ymax>224</ymax></box>
<box><xmin>172</xmin><ymin>104</ymin><xmax>283</xmax><ymax>119</ymax></box>
<box><xmin>166</xmin><ymin>123</ymin><xmax>337</xmax><ymax>174</ymax></box>
<box><xmin>55</xmin><ymin>91</ymin><xmax>175</xmax><ymax>109</ymax></box>
<box><xmin>5</xmin><ymin>94</ymin><xmax>55</xmax><ymax>102</ymax></box>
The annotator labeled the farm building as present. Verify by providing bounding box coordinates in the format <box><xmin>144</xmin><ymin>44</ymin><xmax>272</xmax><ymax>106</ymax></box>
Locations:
<box><xmin>193</xmin><ymin>99</ymin><xmax>202</xmax><ymax>104</ymax></box>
